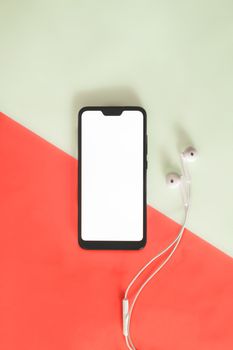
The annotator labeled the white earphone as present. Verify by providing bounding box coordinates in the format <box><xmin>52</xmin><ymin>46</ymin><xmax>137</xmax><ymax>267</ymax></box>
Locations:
<box><xmin>122</xmin><ymin>146</ymin><xmax>198</xmax><ymax>350</ymax></box>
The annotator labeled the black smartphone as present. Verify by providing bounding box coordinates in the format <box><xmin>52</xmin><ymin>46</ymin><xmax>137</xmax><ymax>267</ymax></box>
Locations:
<box><xmin>78</xmin><ymin>106</ymin><xmax>147</xmax><ymax>250</ymax></box>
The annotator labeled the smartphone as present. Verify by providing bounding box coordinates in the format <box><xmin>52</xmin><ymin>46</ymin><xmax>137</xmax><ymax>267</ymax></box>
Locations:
<box><xmin>78</xmin><ymin>106</ymin><xmax>147</xmax><ymax>249</ymax></box>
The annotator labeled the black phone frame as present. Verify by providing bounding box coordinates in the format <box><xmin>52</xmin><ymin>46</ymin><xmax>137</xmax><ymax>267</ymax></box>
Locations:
<box><xmin>78</xmin><ymin>106</ymin><xmax>147</xmax><ymax>250</ymax></box>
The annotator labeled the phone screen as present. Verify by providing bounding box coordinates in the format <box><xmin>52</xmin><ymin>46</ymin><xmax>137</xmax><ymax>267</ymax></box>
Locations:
<box><xmin>78</xmin><ymin>107</ymin><xmax>146</xmax><ymax>249</ymax></box>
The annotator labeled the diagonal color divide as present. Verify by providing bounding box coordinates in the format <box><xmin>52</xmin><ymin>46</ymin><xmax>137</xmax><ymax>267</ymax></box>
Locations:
<box><xmin>0</xmin><ymin>112</ymin><xmax>232</xmax><ymax>349</ymax></box>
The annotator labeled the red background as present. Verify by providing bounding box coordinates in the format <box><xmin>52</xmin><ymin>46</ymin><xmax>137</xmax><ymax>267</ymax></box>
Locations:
<box><xmin>0</xmin><ymin>112</ymin><xmax>232</xmax><ymax>349</ymax></box>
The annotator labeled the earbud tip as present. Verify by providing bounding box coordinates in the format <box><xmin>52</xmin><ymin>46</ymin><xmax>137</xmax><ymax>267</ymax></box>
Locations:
<box><xmin>166</xmin><ymin>173</ymin><xmax>181</xmax><ymax>188</ymax></box>
<box><xmin>182</xmin><ymin>146</ymin><xmax>198</xmax><ymax>162</ymax></box>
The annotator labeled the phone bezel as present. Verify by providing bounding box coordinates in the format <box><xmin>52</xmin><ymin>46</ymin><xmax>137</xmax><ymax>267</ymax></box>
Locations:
<box><xmin>78</xmin><ymin>106</ymin><xmax>147</xmax><ymax>250</ymax></box>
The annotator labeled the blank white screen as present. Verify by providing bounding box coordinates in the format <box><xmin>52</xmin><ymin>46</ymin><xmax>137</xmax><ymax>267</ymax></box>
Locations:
<box><xmin>81</xmin><ymin>110</ymin><xmax>144</xmax><ymax>241</ymax></box>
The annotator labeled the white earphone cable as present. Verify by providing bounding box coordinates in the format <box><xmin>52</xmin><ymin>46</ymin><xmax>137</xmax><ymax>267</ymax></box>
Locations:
<box><xmin>124</xmin><ymin>185</ymin><xmax>190</xmax><ymax>301</ymax></box>
<box><xmin>123</xmin><ymin>146</ymin><xmax>197</xmax><ymax>349</ymax></box>
<box><xmin>124</xmin><ymin>219</ymin><xmax>184</xmax><ymax>301</ymax></box>
<box><xmin>124</xmin><ymin>181</ymin><xmax>190</xmax><ymax>350</ymax></box>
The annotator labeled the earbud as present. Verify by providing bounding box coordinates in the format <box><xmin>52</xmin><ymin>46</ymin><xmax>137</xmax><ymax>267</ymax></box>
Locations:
<box><xmin>166</xmin><ymin>172</ymin><xmax>181</xmax><ymax>188</ymax></box>
<box><xmin>182</xmin><ymin>146</ymin><xmax>198</xmax><ymax>162</ymax></box>
<box><xmin>166</xmin><ymin>172</ymin><xmax>188</xmax><ymax>207</ymax></box>
<box><xmin>166</xmin><ymin>146</ymin><xmax>198</xmax><ymax>207</ymax></box>
<box><xmin>180</xmin><ymin>146</ymin><xmax>198</xmax><ymax>183</ymax></box>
